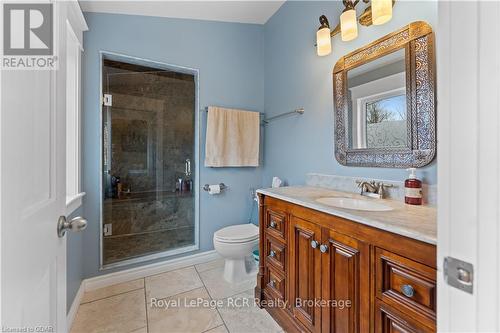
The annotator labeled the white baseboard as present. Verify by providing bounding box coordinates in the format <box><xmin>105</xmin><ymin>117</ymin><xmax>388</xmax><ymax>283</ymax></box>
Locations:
<box><xmin>84</xmin><ymin>250</ymin><xmax>221</xmax><ymax>291</ymax></box>
<box><xmin>67</xmin><ymin>281</ymin><xmax>84</xmax><ymax>331</ymax></box>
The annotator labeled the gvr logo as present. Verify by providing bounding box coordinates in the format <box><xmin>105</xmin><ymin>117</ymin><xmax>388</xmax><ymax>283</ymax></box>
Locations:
<box><xmin>3</xmin><ymin>3</ymin><xmax>53</xmax><ymax>56</ymax></box>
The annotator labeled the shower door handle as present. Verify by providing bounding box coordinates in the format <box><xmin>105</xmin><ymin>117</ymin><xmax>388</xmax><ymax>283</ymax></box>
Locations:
<box><xmin>57</xmin><ymin>216</ymin><xmax>88</xmax><ymax>238</ymax></box>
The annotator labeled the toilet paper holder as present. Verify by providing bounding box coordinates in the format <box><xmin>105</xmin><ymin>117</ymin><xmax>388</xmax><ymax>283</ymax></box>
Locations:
<box><xmin>203</xmin><ymin>183</ymin><xmax>228</xmax><ymax>192</ymax></box>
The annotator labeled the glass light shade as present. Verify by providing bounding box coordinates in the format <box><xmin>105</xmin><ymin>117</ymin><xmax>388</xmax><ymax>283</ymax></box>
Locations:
<box><xmin>372</xmin><ymin>0</ymin><xmax>392</xmax><ymax>25</ymax></box>
<box><xmin>340</xmin><ymin>9</ymin><xmax>358</xmax><ymax>42</ymax></box>
<box><xmin>316</xmin><ymin>27</ymin><xmax>332</xmax><ymax>56</ymax></box>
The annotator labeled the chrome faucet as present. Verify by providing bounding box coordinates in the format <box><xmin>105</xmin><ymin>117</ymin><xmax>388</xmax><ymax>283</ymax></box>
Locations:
<box><xmin>355</xmin><ymin>180</ymin><xmax>394</xmax><ymax>199</ymax></box>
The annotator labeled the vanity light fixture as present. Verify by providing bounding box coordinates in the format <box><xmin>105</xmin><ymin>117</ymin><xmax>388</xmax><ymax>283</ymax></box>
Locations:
<box><xmin>372</xmin><ymin>0</ymin><xmax>393</xmax><ymax>25</ymax></box>
<box><xmin>340</xmin><ymin>1</ymin><xmax>358</xmax><ymax>41</ymax></box>
<box><xmin>317</xmin><ymin>15</ymin><xmax>333</xmax><ymax>56</ymax></box>
<box><xmin>316</xmin><ymin>0</ymin><xmax>395</xmax><ymax>56</ymax></box>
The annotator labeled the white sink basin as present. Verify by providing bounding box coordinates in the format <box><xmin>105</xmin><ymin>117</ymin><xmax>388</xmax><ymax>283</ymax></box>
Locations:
<box><xmin>315</xmin><ymin>197</ymin><xmax>393</xmax><ymax>212</ymax></box>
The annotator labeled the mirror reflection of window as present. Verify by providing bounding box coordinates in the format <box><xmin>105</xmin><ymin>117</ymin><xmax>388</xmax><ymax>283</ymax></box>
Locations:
<box><xmin>347</xmin><ymin>48</ymin><xmax>407</xmax><ymax>150</ymax></box>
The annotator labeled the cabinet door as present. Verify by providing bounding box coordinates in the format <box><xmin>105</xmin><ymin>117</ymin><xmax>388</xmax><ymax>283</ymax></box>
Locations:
<box><xmin>321</xmin><ymin>228</ymin><xmax>370</xmax><ymax>333</ymax></box>
<box><xmin>289</xmin><ymin>216</ymin><xmax>322</xmax><ymax>333</ymax></box>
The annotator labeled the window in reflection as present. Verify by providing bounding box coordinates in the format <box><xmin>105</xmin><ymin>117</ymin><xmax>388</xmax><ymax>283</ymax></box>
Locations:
<box><xmin>347</xmin><ymin>48</ymin><xmax>407</xmax><ymax>149</ymax></box>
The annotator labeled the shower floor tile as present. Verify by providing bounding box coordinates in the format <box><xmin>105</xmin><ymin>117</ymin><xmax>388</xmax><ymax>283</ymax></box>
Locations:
<box><xmin>103</xmin><ymin>226</ymin><xmax>195</xmax><ymax>265</ymax></box>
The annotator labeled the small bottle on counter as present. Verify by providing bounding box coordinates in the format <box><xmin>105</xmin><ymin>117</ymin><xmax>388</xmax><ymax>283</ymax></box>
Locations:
<box><xmin>405</xmin><ymin>168</ymin><xmax>423</xmax><ymax>205</ymax></box>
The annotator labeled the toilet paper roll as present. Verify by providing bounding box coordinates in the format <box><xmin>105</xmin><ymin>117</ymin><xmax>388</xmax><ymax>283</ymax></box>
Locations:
<box><xmin>208</xmin><ymin>184</ymin><xmax>221</xmax><ymax>195</ymax></box>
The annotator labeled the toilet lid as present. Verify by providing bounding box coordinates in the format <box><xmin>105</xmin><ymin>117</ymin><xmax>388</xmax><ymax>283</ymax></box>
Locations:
<box><xmin>214</xmin><ymin>224</ymin><xmax>259</xmax><ymax>243</ymax></box>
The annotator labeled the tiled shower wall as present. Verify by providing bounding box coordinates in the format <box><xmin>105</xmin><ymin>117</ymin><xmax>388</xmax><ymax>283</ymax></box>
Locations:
<box><xmin>105</xmin><ymin>67</ymin><xmax>195</xmax><ymax>193</ymax></box>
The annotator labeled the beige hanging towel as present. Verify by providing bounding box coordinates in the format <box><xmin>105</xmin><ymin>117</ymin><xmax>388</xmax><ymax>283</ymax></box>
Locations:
<box><xmin>205</xmin><ymin>106</ymin><xmax>260</xmax><ymax>167</ymax></box>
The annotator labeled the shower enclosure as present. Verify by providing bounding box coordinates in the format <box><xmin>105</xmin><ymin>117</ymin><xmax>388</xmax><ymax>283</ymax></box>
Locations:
<box><xmin>100</xmin><ymin>53</ymin><xmax>198</xmax><ymax>267</ymax></box>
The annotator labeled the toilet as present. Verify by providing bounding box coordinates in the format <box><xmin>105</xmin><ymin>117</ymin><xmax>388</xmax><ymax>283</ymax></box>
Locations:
<box><xmin>213</xmin><ymin>223</ymin><xmax>259</xmax><ymax>283</ymax></box>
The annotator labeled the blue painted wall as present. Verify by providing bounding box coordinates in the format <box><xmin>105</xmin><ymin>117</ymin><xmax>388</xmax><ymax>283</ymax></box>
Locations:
<box><xmin>80</xmin><ymin>13</ymin><xmax>264</xmax><ymax>282</ymax></box>
<box><xmin>262</xmin><ymin>1</ymin><xmax>438</xmax><ymax>186</ymax></box>
<box><xmin>66</xmin><ymin>207</ymin><xmax>83</xmax><ymax>313</ymax></box>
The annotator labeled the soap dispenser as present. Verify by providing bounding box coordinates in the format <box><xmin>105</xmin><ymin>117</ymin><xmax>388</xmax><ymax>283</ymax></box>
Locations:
<box><xmin>405</xmin><ymin>168</ymin><xmax>423</xmax><ymax>205</ymax></box>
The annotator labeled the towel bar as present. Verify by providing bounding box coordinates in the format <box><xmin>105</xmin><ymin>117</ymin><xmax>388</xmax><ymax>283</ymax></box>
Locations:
<box><xmin>202</xmin><ymin>107</ymin><xmax>305</xmax><ymax>125</ymax></box>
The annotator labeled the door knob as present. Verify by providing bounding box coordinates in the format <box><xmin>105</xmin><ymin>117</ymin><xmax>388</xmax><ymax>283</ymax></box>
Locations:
<box><xmin>57</xmin><ymin>216</ymin><xmax>87</xmax><ymax>237</ymax></box>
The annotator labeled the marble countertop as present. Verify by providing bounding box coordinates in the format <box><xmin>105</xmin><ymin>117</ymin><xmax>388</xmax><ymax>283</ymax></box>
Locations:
<box><xmin>257</xmin><ymin>186</ymin><xmax>436</xmax><ymax>245</ymax></box>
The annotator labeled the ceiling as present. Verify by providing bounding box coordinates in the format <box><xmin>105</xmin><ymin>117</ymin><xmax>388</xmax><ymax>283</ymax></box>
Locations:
<box><xmin>79</xmin><ymin>1</ymin><xmax>286</xmax><ymax>25</ymax></box>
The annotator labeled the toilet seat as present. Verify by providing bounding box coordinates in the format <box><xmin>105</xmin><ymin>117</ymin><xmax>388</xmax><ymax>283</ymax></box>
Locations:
<box><xmin>214</xmin><ymin>224</ymin><xmax>259</xmax><ymax>243</ymax></box>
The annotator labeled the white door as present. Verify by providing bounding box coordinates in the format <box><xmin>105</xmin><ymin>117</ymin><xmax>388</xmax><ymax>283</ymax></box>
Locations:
<box><xmin>437</xmin><ymin>1</ymin><xmax>500</xmax><ymax>331</ymax></box>
<box><xmin>1</xmin><ymin>2</ymin><xmax>86</xmax><ymax>332</ymax></box>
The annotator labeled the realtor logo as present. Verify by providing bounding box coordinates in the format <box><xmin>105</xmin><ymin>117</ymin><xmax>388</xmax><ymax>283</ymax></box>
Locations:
<box><xmin>3</xmin><ymin>3</ymin><xmax>53</xmax><ymax>56</ymax></box>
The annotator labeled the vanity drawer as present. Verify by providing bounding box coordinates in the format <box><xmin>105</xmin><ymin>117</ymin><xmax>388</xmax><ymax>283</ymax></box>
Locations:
<box><xmin>265</xmin><ymin>208</ymin><xmax>287</xmax><ymax>242</ymax></box>
<box><xmin>265</xmin><ymin>265</ymin><xmax>286</xmax><ymax>301</ymax></box>
<box><xmin>265</xmin><ymin>235</ymin><xmax>286</xmax><ymax>272</ymax></box>
<box><xmin>375</xmin><ymin>300</ymin><xmax>434</xmax><ymax>333</ymax></box>
<box><xmin>376</xmin><ymin>248</ymin><xmax>436</xmax><ymax>322</ymax></box>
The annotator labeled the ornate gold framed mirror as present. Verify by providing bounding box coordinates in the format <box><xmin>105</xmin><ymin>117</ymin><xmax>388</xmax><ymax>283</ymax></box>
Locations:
<box><xmin>333</xmin><ymin>21</ymin><xmax>435</xmax><ymax>168</ymax></box>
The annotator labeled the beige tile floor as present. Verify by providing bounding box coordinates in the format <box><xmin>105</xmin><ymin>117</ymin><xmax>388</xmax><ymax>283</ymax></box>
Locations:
<box><xmin>70</xmin><ymin>259</ymin><xmax>283</xmax><ymax>333</ymax></box>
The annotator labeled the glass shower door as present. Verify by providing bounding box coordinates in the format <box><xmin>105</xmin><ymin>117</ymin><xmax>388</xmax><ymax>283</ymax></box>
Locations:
<box><xmin>101</xmin><ymin>55</ymin><xmax>196</xmax><ymax>266</ymax></box>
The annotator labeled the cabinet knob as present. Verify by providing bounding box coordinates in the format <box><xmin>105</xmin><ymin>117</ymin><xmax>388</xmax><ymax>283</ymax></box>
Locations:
<box><xmin>270</xmin><ymin>280</ymin><xmax>276</xmax><ymax>287</ymax></box>
<box><xmin>269</xmin><ymin>250</ymin><xmax>276</xmax><ymax>258</ymax></box>
<box><xmin>401</xmin><ymin>284</ymin><xmax>415</xmax><ymax>298</ymax></box>
<box><xmin>270</xmin><ymin>221</ymin><xmax>277</xmax><ymax>228</ymax></box>
<box><xmin>311</xmin><ymin>240</ymin><xmax>319</xmax><ymax>249</ymax></box>
<box><xmin>320</xmin><ymin>244</ymin><xmax>328</xmax><ymax>253</ymax></box>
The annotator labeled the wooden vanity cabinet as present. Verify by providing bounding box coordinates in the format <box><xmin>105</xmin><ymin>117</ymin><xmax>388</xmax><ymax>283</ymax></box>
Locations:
<box><xmin>255</xmin><ymin>195</ymin><xmax>436</xmax><ymax>333</ymax></box>
<box><xmin>289</xmin><ymin>216</ymin><xmax>322</xmax><ymax>333</ymax></box>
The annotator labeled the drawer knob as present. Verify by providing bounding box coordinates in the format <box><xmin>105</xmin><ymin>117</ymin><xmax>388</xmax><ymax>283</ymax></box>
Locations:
<box><xmin>269</xmin><ymin>250</ymin><xmax>276</xmax><ymax>258</ymax></box>
<box><xmin>320</xmin><ymin>244</ymin><xmax>328</xmax><ymax>253</ymax></box>
<box><xmin>311</xmin><ymin>240</ymin><xmax>319</xmax><ymax>249</ymax></box>
<box><xmin>401</xmin><ymin>284</ymin><xmax>415</xmax><ymax>298</ymax></box>
<box><xmin>270</xmin><ymin>221</ymin><xmax>277</xmax><ymax>228</ymax></box>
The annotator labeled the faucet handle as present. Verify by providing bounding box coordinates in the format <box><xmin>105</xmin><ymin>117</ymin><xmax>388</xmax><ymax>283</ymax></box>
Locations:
<box><xmin>377</xmin><ymin>183</ymin><xmax>394</xmax><ymax>196</ymax></box>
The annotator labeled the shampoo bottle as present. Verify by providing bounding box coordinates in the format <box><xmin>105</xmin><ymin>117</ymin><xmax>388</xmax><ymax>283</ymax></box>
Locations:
<box><xmin>405</xmin><ymin>168</ymin><xmax>423</xmax><ymax>205</ymax></box>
